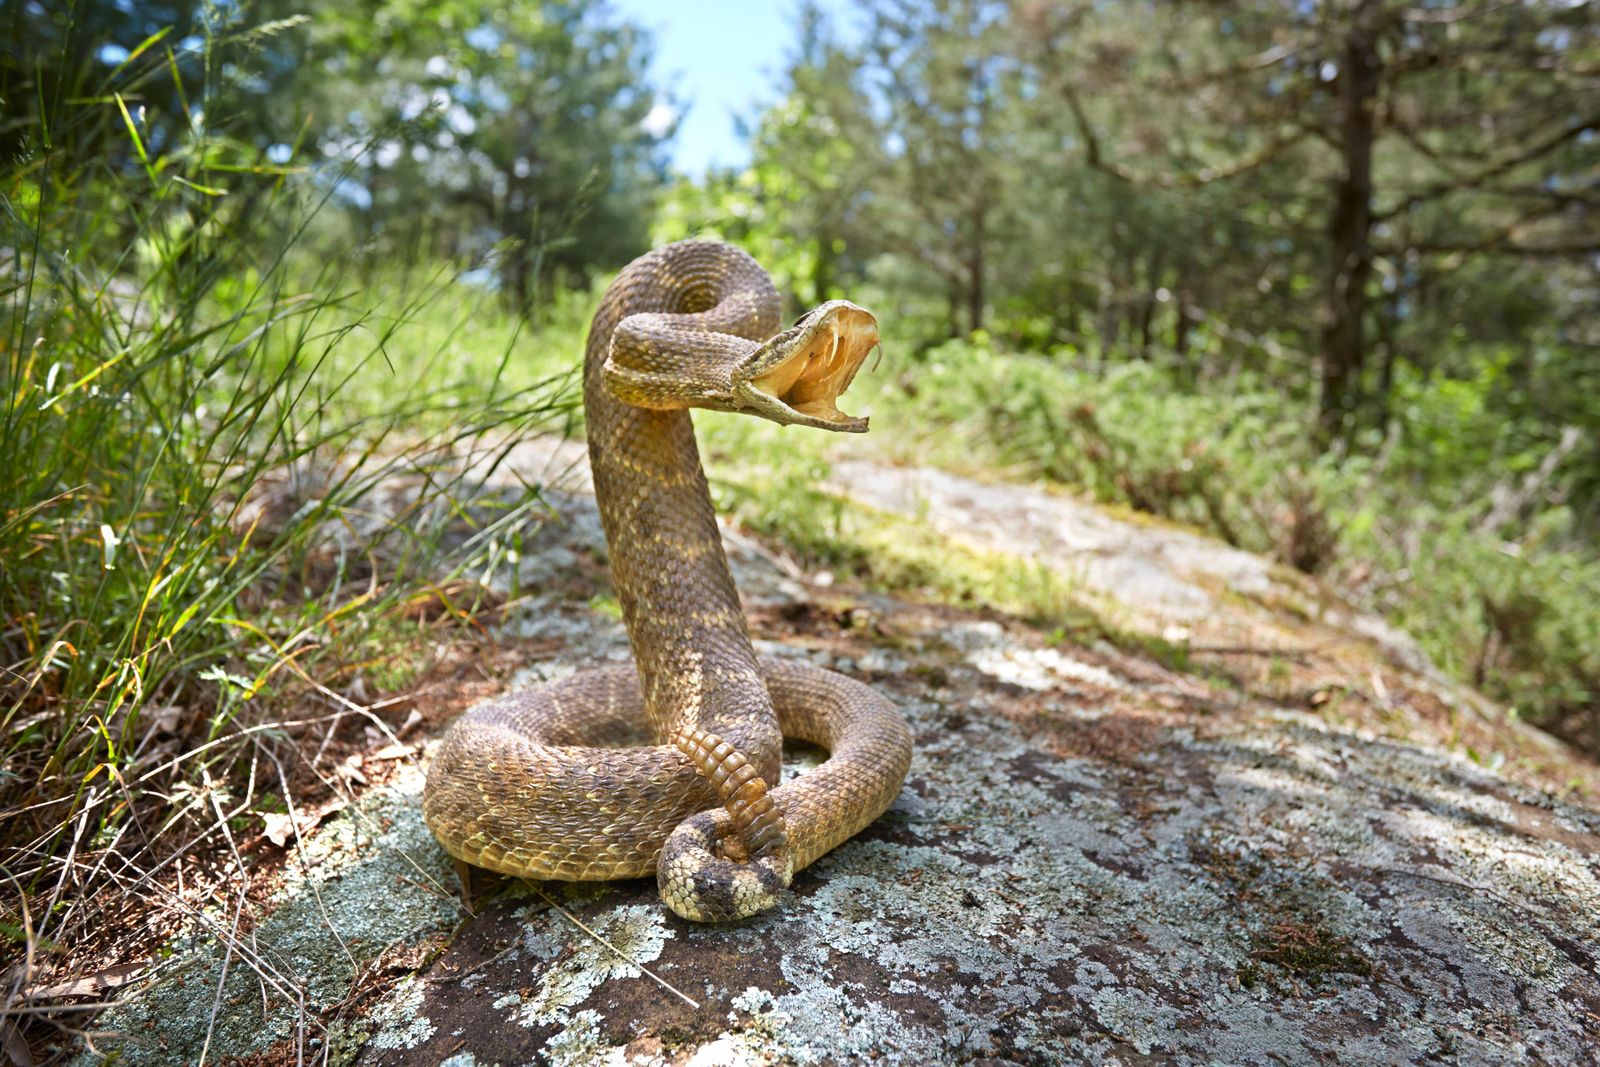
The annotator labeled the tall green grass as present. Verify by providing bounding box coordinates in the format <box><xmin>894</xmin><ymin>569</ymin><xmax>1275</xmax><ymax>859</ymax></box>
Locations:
<box><xmin>0</xmin><ymin>35</ymin><xmax>575</xmax><ymax>979</ymax></box>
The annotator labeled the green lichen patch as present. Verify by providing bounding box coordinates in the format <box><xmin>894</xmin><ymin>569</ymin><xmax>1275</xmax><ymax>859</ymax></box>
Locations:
<box><xmin>77</xmin><ymin>767</ymin><xmax>462</xmax><ymax>1066</ymax></box>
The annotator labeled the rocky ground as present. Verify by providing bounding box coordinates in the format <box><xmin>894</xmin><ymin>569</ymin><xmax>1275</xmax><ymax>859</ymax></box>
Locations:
<box><xmin>73</xmin><ymin>439</ymin><xmax>1600</xmax><ymax>1065</ymax></box>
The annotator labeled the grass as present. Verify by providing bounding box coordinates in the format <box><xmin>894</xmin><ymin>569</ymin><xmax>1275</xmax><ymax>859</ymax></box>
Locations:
<box><xmin>814</xmin><ymin>336</ymin><xmax>1600</xmax><ymax>748</ymax></box>
<box><xmin>0</xmin><ymin>44</ymin><xmax>579</xmax><ymax>1029</ymax></box>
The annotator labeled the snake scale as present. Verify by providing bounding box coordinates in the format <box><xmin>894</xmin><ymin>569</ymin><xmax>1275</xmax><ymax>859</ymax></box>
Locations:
<box><xmin>424</xmin><ymin>240</ymin><xmax>914</xmax><ymax>921</ymax></box>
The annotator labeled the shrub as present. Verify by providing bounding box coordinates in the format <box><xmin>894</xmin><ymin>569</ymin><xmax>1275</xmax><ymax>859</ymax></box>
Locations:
<box><xmin>870</xmin><ymin>337</ymin><xmax>1598</xmax><ymax>741</ymax></box>
<box><xmin>0</xmin><ymin>41</ymin><xmax>569</xmax><ymax>965</ymax></box>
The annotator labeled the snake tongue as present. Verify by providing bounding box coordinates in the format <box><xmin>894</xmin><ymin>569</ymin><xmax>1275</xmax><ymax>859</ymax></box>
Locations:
<box><xmin>745</xmin><ymin>301</ymin><xmax>878</xmax><ymax>431</ymax></box>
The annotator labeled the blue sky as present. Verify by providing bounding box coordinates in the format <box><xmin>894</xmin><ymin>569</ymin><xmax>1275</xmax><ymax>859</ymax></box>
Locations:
<box><xmin>610</xmin><ymin>0</ymin><xmax>852</xmax><ymax>176</ymax></box>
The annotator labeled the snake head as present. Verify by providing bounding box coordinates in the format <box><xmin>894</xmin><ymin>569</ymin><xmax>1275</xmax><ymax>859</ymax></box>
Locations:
<box><xmin>604</xmin><ymin>299</ymin><xmax>880</xmax><ymax>431</ymax></box>
<box><xmin>731</xmin><ymin>301</ymin><xmax>879</xmax><ymax>433</ymax></box>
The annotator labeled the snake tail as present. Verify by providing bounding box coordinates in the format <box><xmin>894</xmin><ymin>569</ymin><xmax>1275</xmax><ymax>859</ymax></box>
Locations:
<box><xmin>672</xmin><ymin>726</ymin><xmax>790</xmax><ymax>861</ymax></box>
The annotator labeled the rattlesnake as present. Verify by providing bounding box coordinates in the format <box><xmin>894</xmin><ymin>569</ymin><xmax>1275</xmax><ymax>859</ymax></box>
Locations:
<box><xmin>423</xmin><ymin>241</ymin><xmax>913</xmax><ymax>921</ymax></box>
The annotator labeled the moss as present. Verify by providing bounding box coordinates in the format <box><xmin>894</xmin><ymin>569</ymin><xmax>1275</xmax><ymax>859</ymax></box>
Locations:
<box><xmin>1249</xmin><ymin>919</ymin><xmax>1376</xmax><ymax>987</ymax></box>
<box><xmin>1188</xmin><ymin>840</ymin><xmax>1265</xmax><ymax>887</ymax></box>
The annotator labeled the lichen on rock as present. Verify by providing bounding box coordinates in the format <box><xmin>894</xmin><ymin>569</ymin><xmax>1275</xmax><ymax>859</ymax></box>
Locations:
<box><xmin>84</xmin><ymin>452</ymin><xmax>1600</xmax><ymax>1066</ymax></box>
<box><xmin>79</xmin><ymin>766</ymin><xmax>462</xmax><ymax>1066</ymax></box>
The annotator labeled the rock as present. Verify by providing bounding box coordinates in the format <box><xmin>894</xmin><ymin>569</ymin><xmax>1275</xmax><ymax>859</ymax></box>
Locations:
<box><xmin>79</xmin><ymin>765</ymin><xmax>462</xmax><ymax>1066</ymax></box>
<box><xmin>86</xmin><ymin>446</ymin><xmax>1600</xmax><ymax>1066</ymax></box>
<box><xmin>825</xmin><ymin>461</ymin><xmax>1434</xmax><ymax>676</ymax></box>
<box><xmin>359</xmin><ymin>683</ymin><xmax>1600</xmax><ymax>1066</ymax></box>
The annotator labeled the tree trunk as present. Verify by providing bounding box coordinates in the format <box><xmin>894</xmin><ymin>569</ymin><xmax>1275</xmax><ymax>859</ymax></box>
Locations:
<box><xmin>507</xmin><ymin>211</ymin><xmax>537</xmax><ymax>313</ymax></box>
<box><xmin>966</xmin><ymin>201</ymin><xmax>986</xmax><ymax>335</ymax></box>
<box><xmin>1373</xmin><ymin>286</ymin><xmax>1401</xmax><ymax>431</ymax></box>
<box><xmin>812</xmin><ymin>234</ymin><xmax>835</xmax><ymax>307</ymax></box>
<box><xmin>1317</xmin><ymin>0</ymin><xmax>1383</xmax><ymax>445</ymax></box>
<box><xmin>507</xmin><ymin>240</ymin><xmax>532</xmax><ymax>312</ymax></box>
<box><xmin>1174</xmin><ymin>287</ymin><xmax>1197</xmax><ymax>376</ymax></box>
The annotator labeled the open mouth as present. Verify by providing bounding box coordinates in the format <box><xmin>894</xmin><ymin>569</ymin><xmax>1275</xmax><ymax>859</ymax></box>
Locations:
<box><xmin>744</xmin><ymin>302</ymin><xmax>879</xmax><ymax>431</ymax></box>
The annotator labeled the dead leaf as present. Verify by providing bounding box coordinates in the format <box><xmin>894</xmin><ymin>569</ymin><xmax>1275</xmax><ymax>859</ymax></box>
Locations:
<box><xmin>1</xmin><ymin>1020</ymin><xmax>32</xmax><ymax>1067</ymax></box>
<box><xmin>260</xmin><ymin>800</ymin><xmax>347</xmax><ymax>847</ymax></box>
<box><xmin>338</xmin><ymin>753</ymin><xmax>369</xmax><ymax>785</ymax></box>
<box><xmin>369</xmin><ymin>743</ymin><xmax>413</xmax><ymax>761</ymax></box>
<box><xmin>261</xmin><ymin>812</ymin><xmax>298</xmax><ymax>848</ymax></box>
<box><xmin>24</xmin><ymin>961</ymin><xmax>143</xmax><ymax>1001</ymax></box>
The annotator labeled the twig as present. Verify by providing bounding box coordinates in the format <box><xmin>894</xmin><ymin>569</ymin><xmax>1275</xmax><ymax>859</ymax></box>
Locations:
<box><xmin>85</xmin><ymin>858</ymin><xmax>306</xmax><ymax>1008</ymax></box>
<box><xmin>130</xmin><ymin>711</ymin><xmax>350</xmax><ymax>786</ymax></box>
<box><xmin>433</xmin><ymin>941</ymin><xmax>522</xmax><ymax>986</ymax></box>
<box><xmin>1374</xmin><ymin>865</ymin><xmax>1560</xmax><ymax>922</ymax></box>
<box><xmin>1476</xmin><ymin>426</ymin><xmax>1584</xmax><ymax>535</ymax></box>
<box><xmin>532</xmin><ymin>886</ymin><xmax>700</xmax><ymax>1011</ymax></box>
<box><xmin>255</xmin><ymin>744</ymin><xmax>359</xmax><ymax>983</ymax></box>
<box><xmin>197</xmin><ymin>885</ymin><xmax>248</xmax><ymax>1067</ymax></box>
<box><xmin>311</xmin><ymin>710</ymin><xmax>346</xmax><ymax>771</ymax></box>
<box><xmin>0</xmin><ymin>999</ymin><xmax>140</xmax><ymax>1017</ymax></box>
<box><xmin>0</xmin><ymin>872</ymin><xmax>36</xmax><ymax>1021</ymax></box>
<box><xmin>1182</xmin><ymin>644</ymin><xmax>1312</xmax><ymax>662</ymax></box>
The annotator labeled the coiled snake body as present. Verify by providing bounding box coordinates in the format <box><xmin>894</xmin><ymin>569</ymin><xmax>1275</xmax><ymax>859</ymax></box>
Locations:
<box><xmin>424</xmin><ymin>241</ymin><xmax>913</xmax><ymax>921</ymax></box>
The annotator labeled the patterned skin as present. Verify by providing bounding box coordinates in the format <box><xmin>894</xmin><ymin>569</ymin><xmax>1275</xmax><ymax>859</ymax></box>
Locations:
<box><xmin>423</xmin><ymin>241</ymin><xmax>913</xmax><ymax>921</ymax></box>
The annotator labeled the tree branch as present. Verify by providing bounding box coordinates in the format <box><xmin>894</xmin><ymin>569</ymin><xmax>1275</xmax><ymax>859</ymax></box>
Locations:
<box><xmin>1395</xmin><ymin>237</ymin><xmax>1600</xmax><ymax>258</ymax></box>
<box><xmin>1401</xmin><ymin>1</ymin><xmax>1521</xmax><ymax>25</ymax></box>
<box><xmin>1376</xmin><ymin>109</ymin><xmax>1600</xmax><ymax>220</ymax></box>
<box><xmin>1163</xmin><ymin>42</ymin><xmax>1302</xmax><ymax>92</ymax></box>
<box><xmin>1060</xmin><ymin>83</ymin><xmax>1311</xmax><ymax>188</ymax></box>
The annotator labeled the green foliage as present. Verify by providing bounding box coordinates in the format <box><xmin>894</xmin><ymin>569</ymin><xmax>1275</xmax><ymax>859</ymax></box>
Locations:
<box><xmin>0</xmin><ymin>23</ymin><xmax>573</xmax><ymax>921</ymax></box>
<box><xmin>5</xmin><ymin>0</ymin><xmax>672</xmax><ymax>313</ymax></box>
<box><xmin>2</xmin><ymin>0</ymin><xmax>206</xmax><ymax>168</ymax></box>
<box><xmin>844</xmin><ymin>337</ymin><xmax>1600</xmax><ymax>745</ymax></box>
<box><xmin>254</xmin><ymin>0</ymin><xmax>671</xmax><ymax>306</ymax></box>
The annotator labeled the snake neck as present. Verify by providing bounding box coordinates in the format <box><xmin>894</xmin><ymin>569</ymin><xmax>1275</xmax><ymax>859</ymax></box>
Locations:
<box><xmin>583</xmin><ymin>242</ymin><xmax>784</xmax><ymax>782</ymax></box>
